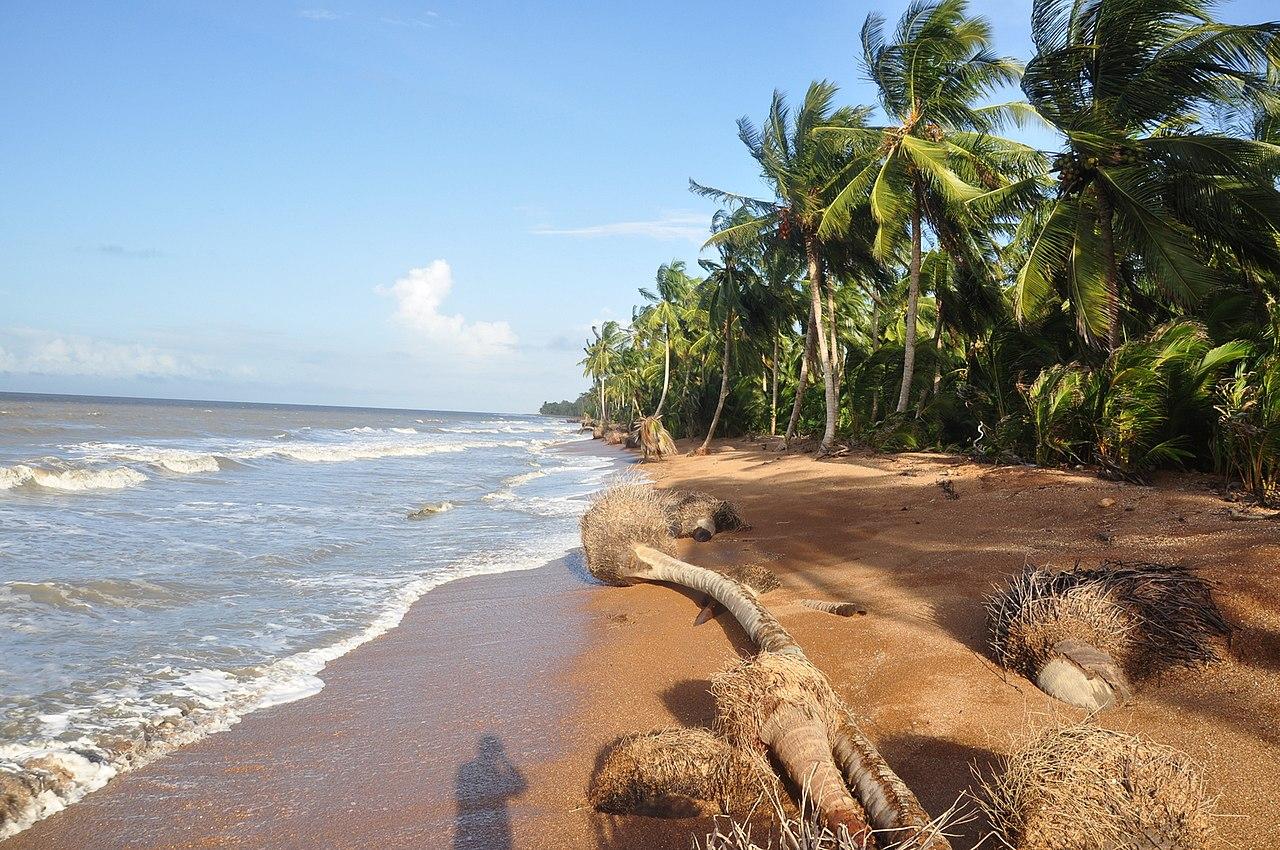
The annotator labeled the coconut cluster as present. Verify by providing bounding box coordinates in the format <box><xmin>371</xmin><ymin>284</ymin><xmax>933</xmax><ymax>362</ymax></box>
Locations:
<box><xmin>978</xmin><ymin>723</ymin><xmax>1215</xmax><ymax>850</ymax></box>
<box><xmin>985</xmin><ymin>561</ymin><xmax>1228</xmax><ymax>683</ymax></box>
<box><xmin>590</xmin><ymin>727</ymin><xmax>770</xmax><ymax>818</ymax></box>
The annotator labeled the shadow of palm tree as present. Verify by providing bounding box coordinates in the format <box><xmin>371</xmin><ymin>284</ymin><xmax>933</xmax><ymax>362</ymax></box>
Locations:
<box><xmin>453</xmin><ymin>734</ymin><xmax>527</xmax><ymax>850</ymax></box>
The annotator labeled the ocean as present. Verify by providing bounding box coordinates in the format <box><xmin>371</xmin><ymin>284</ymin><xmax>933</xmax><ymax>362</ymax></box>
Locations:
<box><xmin>0</xmin><ymin>393</ymin><xmax>615</xmax><ymax>839</ymax></box>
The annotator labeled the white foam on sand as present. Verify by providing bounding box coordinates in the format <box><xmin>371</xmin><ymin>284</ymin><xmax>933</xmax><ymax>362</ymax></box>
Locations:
<box><xmin>0</xmin><ymin>527</ymin><xmax>586</xmax><ymax>841</ymax></box>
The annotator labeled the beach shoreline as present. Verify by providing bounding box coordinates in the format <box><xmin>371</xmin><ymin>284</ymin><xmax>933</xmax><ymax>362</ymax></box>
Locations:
<box><xmin>7</xmin><ymin>438</ymin><xmax>1279</xmax><ymax>848</ymax></box>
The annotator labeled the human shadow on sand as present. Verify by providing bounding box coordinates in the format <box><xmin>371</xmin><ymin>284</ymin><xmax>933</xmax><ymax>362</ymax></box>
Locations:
<box><xmin>453</xmin><ymin>734</ymin><xmax>527</xmax><ymax>850</ymax></box>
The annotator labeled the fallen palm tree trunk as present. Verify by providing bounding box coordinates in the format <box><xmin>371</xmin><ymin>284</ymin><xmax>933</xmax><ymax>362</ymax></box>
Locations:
<box><xmin>985</xmin><ymin>561</ymin><xmax>1228</xmax><ymax>711</ymax></box>
<box><xmin>665</xmin><ymin>490</ymin><xmax>749</xmax><ymax>542</ymax></box>
<box><xmin>695</xmin><ymin>564</ymin><xmax>781</xmax><ymax>626</ymax></box>
<box><xmin>639</xmin><ymin>416</ymin><xmax>678</xmax><ymax>461</ymax></box>
<box><xmin>581</xmin><ymin>480</ymin><xmax>947</xmax><ymax>848</ymax></box>
<box><xmin>801</xmin><ymin>599</ymin><xmax>867</xmax><ymax>617</ymax></box>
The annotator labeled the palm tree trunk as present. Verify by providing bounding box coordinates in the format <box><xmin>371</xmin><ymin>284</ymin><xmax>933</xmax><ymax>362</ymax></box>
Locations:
<box><xmin>870</xmin><ymin>300</ymin><xmax>881</xmax><ymax>421</ymax></box>
<box><xmin>925</xmin><ymin>295</ymin><xmax>944</xmax><ymax>406</ymax></box>
<box><xmin>784</xmin><ymin>305</ymin><xmax>817</xmax><ymax>447</ymax></box>
<box><xmin>629</xmin><ymin>545</ymin><xmax>948</xmax><ymax>847</ymax></box>
<box><xmin>804</xmin><ymin>234</ymin><xmax>838</xmax><ymax>453</ymax></box>
<box><xmin>770</xmin><ymin>332</ymin><xmax>779</xmax><ymax>436</ymax></box>
<box><xmin>698</xmin><ymin>317</ymin><xmax>732</xmax><ymax>454</ymax></box>
<box><xmin>599</xmin><ymin>377</ymin><xmax>608</xmax><ymax>427</ymax></box>
<box><xmin>896</xmin><ymin>199</ymin><xmax>923</xmax><ymax>414</ymax></box>
<box><xmin>654</xmin><ymin>326</ymin><xmax>671</xmax><ymax>417</ymax></box>
<box><xmin>1096</xmin><ymin>186</ymin><xmax>1122</xmax><ymax>350</ymax></box>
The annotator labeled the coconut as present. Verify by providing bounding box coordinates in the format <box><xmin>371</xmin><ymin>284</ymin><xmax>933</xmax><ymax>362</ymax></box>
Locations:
<box><xmin>580</xmin><ymin>479</ymin><xmax>677</xmax><ymax>585</ymax></box>
<box><xmin>977</xmin><ymin>723</ymin><xmax>1215</xmax><ymax>850</ymax></box>
<box><xmin>590</xmin><ymin>728</ymin><xmax>770</xmax><ymax>818</ymax></box>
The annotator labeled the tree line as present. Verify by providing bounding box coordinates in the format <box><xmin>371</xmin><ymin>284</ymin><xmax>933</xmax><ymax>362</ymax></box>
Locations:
<box><xmin>578</xmin><ymin>0</ymin><xmax>1280</xmax><ymax>502</ymax></box>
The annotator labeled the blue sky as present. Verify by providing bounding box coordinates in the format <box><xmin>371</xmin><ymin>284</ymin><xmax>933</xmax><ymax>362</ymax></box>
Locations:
<box><xmin>2</xmin><ymin>1</ymin><xmax>1272</xmax><ymax>413</ymax></box>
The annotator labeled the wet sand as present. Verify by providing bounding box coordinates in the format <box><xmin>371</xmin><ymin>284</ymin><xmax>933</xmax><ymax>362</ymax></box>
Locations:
<box><xmin>9</xmin><ymin>439</ymin><xmax>1280</xmax><ymax>848</ymax></box>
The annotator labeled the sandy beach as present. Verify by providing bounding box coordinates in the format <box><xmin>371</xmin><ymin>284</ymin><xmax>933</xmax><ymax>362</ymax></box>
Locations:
<box><xmin>8</xmin><ymin>439</ymin><xmax>1280</xmax><ymax>848</ymax></box>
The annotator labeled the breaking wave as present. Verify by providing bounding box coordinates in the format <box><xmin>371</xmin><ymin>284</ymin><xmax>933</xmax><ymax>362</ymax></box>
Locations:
<box><xmin>0</xmin><ymin>463</ymin><xmax>147</xmax><ymax>492</ymax></box>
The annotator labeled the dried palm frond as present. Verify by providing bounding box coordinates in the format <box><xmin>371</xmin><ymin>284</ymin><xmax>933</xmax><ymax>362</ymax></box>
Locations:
<box><xmin>590</xmin><ymin>727</ymin><xmax>770</xmax><ymax>817</ymax></box>
<box><xmin>639</xmin><ymin>416</ymin><xmax>678</xmax><ymax>461</ymax></box>
<box><xmin>976</xmin><ymin>723</ymin><xmax>1215</xmax><ymax>850</ymax></box>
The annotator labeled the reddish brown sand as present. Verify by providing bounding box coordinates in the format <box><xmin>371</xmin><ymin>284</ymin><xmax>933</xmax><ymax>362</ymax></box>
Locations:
<box><xmin>7</xmin><ymin>440</ymin><xmax>1280</xmax><ymax>848</ymax></box>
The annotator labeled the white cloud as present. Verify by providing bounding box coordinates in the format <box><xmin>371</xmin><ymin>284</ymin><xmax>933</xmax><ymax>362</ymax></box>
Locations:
<box><xmin>0</xmin><ymin>328</ymin><xmax>239</xmax><ymax>379</ymax></box>
<box><xmin>532</xmin><ymin>212</ymin><xmax>707</xmax><ymax>242</ymax></box>
<box><xmin>378</xmin><ymin>261</ymin><xmax>517</xmax><ymax>357</ymax></box>
<box><xmin>299</xmin><ymin>9</ymin><xmax>340</xmax><ymax>21</ymax></box>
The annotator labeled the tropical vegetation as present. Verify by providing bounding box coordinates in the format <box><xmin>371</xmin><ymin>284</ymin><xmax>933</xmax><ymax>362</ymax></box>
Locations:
<box><xmin>574</xmin><ymin>0</ymin><xmax>1280</xmax><ymax>503</ymax></box>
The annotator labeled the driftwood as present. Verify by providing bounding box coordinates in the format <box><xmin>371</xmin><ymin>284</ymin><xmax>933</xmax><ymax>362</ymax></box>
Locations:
<box><xmin>581</xmin><ymin>481</ymin><xmax>948</xmax><ymax>848</ymax></box>
<box><xmin>800</xmin><ymin>599</ymin><xmax>868</xmax><ymax>617</ymax></box>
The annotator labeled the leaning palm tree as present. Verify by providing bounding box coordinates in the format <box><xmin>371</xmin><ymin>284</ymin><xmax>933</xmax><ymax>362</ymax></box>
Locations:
<box><xmin>639</xmin><ymin>261</ymin><xmax>692</xmax><ymax>418</ymax></box>
<box><xmin>994</xmin><ymin>0</ymin><xmax>1280</xmax><ymax>349</ymax></box>
<box><xmin>821</xmin><ymin>0</ymin><xmax>1037</xmax><ymax>413</ymax></box>
<box><xmin>696</xmin><ymin>218</ymin><xmax>763</xmax><ymax>454</ymax></box>
<box><xmin>581</xmin><ymin>321</ymin><xmax>624</xmax><ymax>429</ymax></box>
<box><xmin>692</xmin><ymin>81</ymin><xmax>877</xmax><ymax>455</ymax></box>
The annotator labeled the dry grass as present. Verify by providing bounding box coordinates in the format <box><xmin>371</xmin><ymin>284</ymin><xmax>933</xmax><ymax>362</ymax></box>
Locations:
<box><xmin>985</xmin><ymin>561</ymin><xmax>1228</xmax><ymax>682</ymax></box>
<box><xmin>976</xmin><ymin>723</ymin><xmax>1215</xmax><ymax>850</ymax></box>
<box><xmin>590</xmin><ymin>727</ymin><xmax>771</xmax><ymax>818</ymax></box>
<box><xmin>696</xmin><ymin>783</ymin><xmax>970</xmax><ymax>850</ymax></box>
<box><xmin>580</xmin><ymin>478</ymin><xmax>677</xmax><ymax>586</ymax></box>
<box><xmin>665</xmin><ymin>490</ymin><xmax>750</xmax><ymax>538</ymax></box>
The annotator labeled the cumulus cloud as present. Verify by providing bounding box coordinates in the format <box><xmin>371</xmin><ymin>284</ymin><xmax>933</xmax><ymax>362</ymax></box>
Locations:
<box><xmin>532</xmin><ymin>212</ymin><xmax>707</xmax><ymax>242</ymax></box>
<box><xmin>0</xmin><ymin>328</ymin><xmax>236</xmax><ymax>379</ymax></box>
<box><xmin>378</xmin><ymin>261</ymin><xmax>517</xmax><ymax>357</ymax></box>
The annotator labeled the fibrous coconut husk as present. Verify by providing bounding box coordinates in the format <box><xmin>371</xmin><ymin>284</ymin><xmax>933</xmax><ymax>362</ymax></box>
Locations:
<box><xmin>580</xmin><ymin>478</ymin><xmax>677</xmax><ymax>586</ymax></box>
<box><xmin>985</xmin><ymin>561</ymin><xmax>1228</xmax><ymax>682</ymax></box>
<box><xmin>590</xmin><ymin>728</ymin><xmax>770</xmax><ymax>818</ymax></box>
<box><xmin>665</xmin><ymin>491</ymin><xmax>750</xmax><ymax>538</ymax></box>
<box><xmin>711</xmin><ymin>653</ymin><xmax>841</xmax><ymax>756</ymax></box>
<box><xmin>977</xmin><ymin>723</ymin><xmax>1215</xmax><ymax>850</ymax></box>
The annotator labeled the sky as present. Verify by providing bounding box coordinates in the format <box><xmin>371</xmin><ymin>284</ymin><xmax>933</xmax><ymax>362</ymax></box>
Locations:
<box><xmin>2</xmin><ymin>1</ymin><xmax>1273</xmax><ymax>413</ymax></box>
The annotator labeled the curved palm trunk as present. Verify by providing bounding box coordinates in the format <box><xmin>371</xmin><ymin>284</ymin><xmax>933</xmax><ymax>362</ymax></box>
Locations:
<box><xmin>698</xmin><ymin>317</ymin><xmax>733</xmax><ymax>454</ymax></box>
<box><xmin>784</xmin><ymin>306</ymin><xmax>817</xmax><ymax>447</ymax></box>
<box><xmin>629</xmin><ymin>544</ymin><xmax>948</xmax><ymax>848</ymax></box>
<box><xmin>654</xmin><ymin>326</ymin><xmax>672</xmax><ymax>417</ymax></box>
<box><xmin>770</xmin><ymin>332</ymin><xmax>779</xmax><ymax>436</ymax></box>
<box><xmin>599</xmin><ymin>377</ymin><xmax>608</xmax><ymax>428</ymax></box>
<box><xmin>803</xmin><ymin>235</ymin><xmax>838</xmax><ymax>453</ymax></box>
<box><xmin>924</xmin><ymin>295</ymin><xmax>944</xmax><ymax>408</ymax></box>
<box><xmin>896</xmin><ymin>201</ymin><xmax>923</xmax><ymax>414</ymax></box>
<box><xmin>1096</xmin><ymin>186</ymin><xmax>1122</xmax><ymax>351</ymax></box>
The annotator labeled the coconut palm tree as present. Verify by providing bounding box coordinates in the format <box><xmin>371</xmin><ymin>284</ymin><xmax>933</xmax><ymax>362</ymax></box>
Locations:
<box><xmin>638</xmin><ymin>261</ymin><xmax>692</xmax><ymax>418</ymax></box>
<box><xmin>692</xmin><ymin>81</ymin><xmax>877</xmax><ymax>455</ymax></box>
<box><xmin>581</xmin><ymin>321</ymin><xmax>623</xmax><ymax>428</ymax></box>
<box><xmin>695</xmin><ymin>220</ymin><xmax>763</xmax><ymax>454</ymax></box>
<box><xmin>998</xmin><ymin>0</ymin><xmax>1280</xmax><ymax>349</ymax></box>
<box><xmin>820</xmin><ymin>0</ymin><xmax>1037</xmax><ymax>414</ymax></box>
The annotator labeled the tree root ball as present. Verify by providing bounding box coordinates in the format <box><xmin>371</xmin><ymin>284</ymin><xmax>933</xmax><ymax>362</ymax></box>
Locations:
<box><xmin>978</xmin><ymin>723</ymin><xmax>1215</xmax><ymax>850</ymax></box>
<box><xmin>710</xmin><ymin>653</ymin><xmax>839</xmax><ymax>755</ymax></box>
<box><xmin>665</xmin><ymin>491</ymin><xmax>749</xmax><ymax>539</ymax></box>
<box><xmin>985</xmin><ymin>561</ymin><xmax>1228</xmax><ymax>683</ymax></box>
<box><xmin>722</xmin><ymin>564</ymin><xmax>781</xmax><ymax>595</ymax></box>
<box><xmin>580</xmin><ymin>479</ymin><xmax>676</xmax><ymax>586</ymax></box>
<box><xmin>589</xmin><ymin>728</ymin><xmax>769</xmax><ymax>818</ymax></box>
